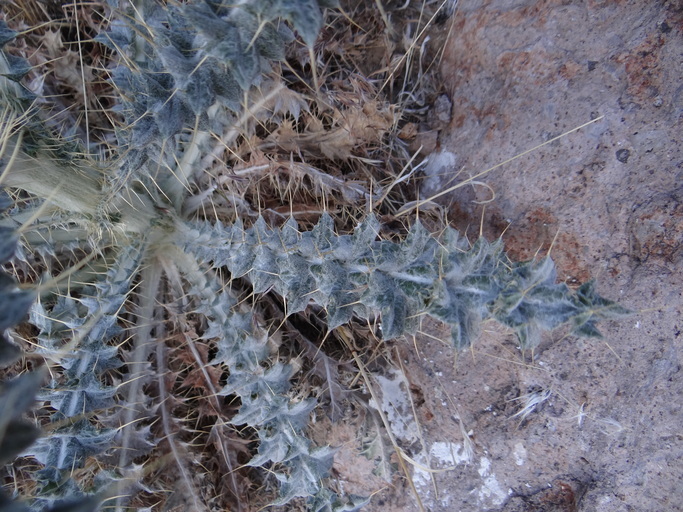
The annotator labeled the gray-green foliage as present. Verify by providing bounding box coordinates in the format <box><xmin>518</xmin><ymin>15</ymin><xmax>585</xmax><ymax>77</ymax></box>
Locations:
<box><xmin>0</xmin><ymin>192</ymin><xmax>35</xmax><ymax>366</ymax></box>
<box><xmin>0</xmin><ymin>368</ymin><xmax>102</xmax><ymax>512</ymax></box>
<box><xmin>184</xmin><ymin>214</ymin><xmax>629</xmax><ymax>350</ymax></box>
<box><xmin>25</xmin><ymin>243</ymin><xmax>147</xmax><ymax>485</ymax></box>
<box><xmin>177</xmin><ymin>255</ymin><xmax>349</xmax><ymax>506</ymax></box>
<box><xmin>0</xmin><ymin>162</ymin><xmax>99</xmax><ymax>512</ymax></box>
<box><xmin>97</xmin><ymin>0</ymin><xmax>332</xmax><ymax>209</ymax></box>
<box><xmin>0</xmin><ymin>1</ymin><xmax>629</xmax><ymax>510</ymax></box>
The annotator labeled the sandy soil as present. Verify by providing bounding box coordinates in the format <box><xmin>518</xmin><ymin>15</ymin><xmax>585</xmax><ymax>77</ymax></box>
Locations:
<box><xmin>324</xmin><ymin>1</ymin><xmax>682</xmax><ymax>511</ymax></box>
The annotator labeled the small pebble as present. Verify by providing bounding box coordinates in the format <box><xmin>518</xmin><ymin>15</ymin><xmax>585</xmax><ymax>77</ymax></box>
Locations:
<box><xmin>616</xmin><ymin>148</ymin><xmax>630</xmax><ymax>163</ymax></box>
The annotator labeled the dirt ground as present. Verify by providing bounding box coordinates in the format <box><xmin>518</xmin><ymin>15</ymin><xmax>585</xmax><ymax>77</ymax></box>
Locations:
<box><xmin>322</xmin><ymin>1</ymin><xmax>682</xmax><ymax>511</ymax></box>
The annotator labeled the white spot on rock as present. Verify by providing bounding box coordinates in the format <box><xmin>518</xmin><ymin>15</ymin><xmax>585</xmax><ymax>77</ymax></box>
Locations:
<box><xmin>477</xmin><ymin>457</ymin><xmax>508</xmax><ymax>506</ymax></box>
<box><xmin>513</xmin><ymin>442</ymin><xmax>527</xmax><ymax>466</ymax></box>
<box><xmin>370</xmin><ymin>368</ymin><xmax>417</xmax><ymax>443</ymax></box>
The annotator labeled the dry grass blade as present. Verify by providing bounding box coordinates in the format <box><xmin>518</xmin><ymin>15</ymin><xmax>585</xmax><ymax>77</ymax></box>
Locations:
<box><xmin>397</xmin><ymin>116</ymin><xmax>606</xmax><ymax>216</ymax></box>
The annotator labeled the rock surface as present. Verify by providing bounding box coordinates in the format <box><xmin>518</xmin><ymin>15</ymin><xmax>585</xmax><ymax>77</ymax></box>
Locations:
<box><xmin>331</xmin><ymin>1</ymin><xmax>682</xmax><ymax>511</ymax></box>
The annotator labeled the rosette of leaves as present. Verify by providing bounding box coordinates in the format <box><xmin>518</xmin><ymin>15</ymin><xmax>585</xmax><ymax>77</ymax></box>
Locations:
<box><xmin>3</xmin><ymin>1</ymin><xmax>365</xmax><ymax>508</ymax></box>
<box><xmin>0</xmin><ymin>1</ymin><xmax>630</xmax><ymax>510</ymax></box>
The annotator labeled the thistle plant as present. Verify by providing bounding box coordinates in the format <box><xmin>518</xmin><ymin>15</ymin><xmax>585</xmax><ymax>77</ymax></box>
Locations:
<box><xmin>0</xmin><ymin>1</ymin><xmax>629</xmax><ymax>510</ymax></box>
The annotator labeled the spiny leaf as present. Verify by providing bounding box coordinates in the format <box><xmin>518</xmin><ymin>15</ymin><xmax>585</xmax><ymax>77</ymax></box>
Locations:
<box><xmin>0</xmin><ymin>281</ymin><xmax>35</xmax><ymax>333</ymax></box>
<box><xmin>0</xmin><ymin>53</ymin><xmax>30</xmax><ymax>82</ymax></box>
<box><xmin>309</xmin><ymin>489</ymin><xmax>370</xmax><ymax>512</ymax></box>
<box><xmin>26</xmin><ymin>421</ymin><xmax>118</xmax><ymax>479</ymax></box>
<box><xmin>0</xmin><ymin>371</ymin><xmax>44</xmax><ymax>464</ymax></box>
<box><xmin>273</xmin><ymin>446</ymin><xmax>337</xmax><ymax>504</ymax></box>
<box><xmin>0</xmin><ymin>189</ymin><xmax>12</xmax><ymax>211</ymax></box>
<box><xmin>184</xmin><ymin>214</ymin><xmax>628</xmax><ymax>351</ymax></box>
<box><xmin>0</xmin><ymin>21</ymin><xmax>17</xmax><ymax>48</ymax></box>
<box><xmin>273</xmin><ymin>0</ymin><xmax>325</xmax><ymax>47</ymax></box>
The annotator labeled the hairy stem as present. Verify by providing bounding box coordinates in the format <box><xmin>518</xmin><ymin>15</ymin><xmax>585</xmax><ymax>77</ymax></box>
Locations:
<box><xmin>116</xmin><ymin>259</ymin><xmax>161</xmax><ymax>510</ymax></box>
